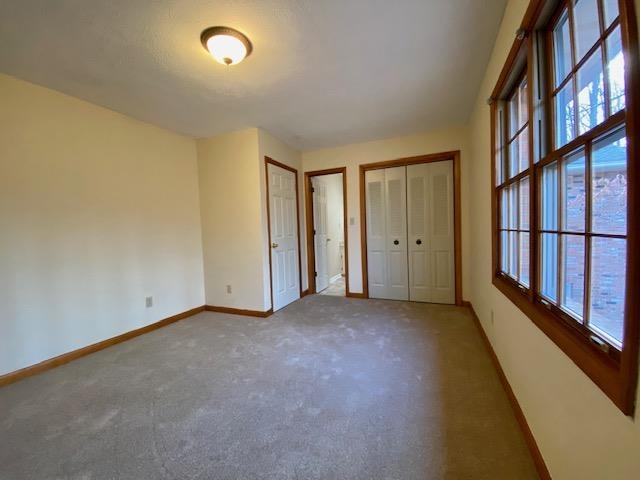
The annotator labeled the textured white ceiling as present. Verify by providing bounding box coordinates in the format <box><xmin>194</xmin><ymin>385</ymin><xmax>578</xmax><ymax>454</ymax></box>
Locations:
<box><xmin>0</xmin><ymin>0</ymin><xmax>506</xmax><ymax>150</ymax></box>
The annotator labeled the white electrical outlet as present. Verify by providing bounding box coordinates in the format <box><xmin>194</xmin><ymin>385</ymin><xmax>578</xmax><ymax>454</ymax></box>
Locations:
<box><xmin>349</xmin><ymin>217</ymin><xmax>356</xmax><ymax>226</ymax></box>
<box><xmin>145</xmin><ymin>296</ymin><xmax>153</xmax><ymax>308</ymax></box>
<box><xmin>226</xmin><ymin>285</ymin><xmax>232</xmax><ymax>294</ymax></box>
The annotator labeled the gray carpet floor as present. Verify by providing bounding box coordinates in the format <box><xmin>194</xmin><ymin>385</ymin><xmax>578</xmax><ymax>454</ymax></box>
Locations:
<box><xmin>0</xmin><ymin>295</ymin><xmax>538</xmax><ymax>479</ymax></box>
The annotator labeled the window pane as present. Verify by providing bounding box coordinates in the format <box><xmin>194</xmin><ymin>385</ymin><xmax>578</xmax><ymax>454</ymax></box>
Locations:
<box><xmin>509</xmin><ymin>231</ymin><xmax>518</xmax><ymax>278</ymax></box>
<box><xmin>509</xmin><ymin>77</ymin><xmax>528</xmax><ymax>137</ymax></box>
<box><xmin>562</xmin><ymin>149</ymin><xmax>586</xmax><ymax>231</ymax></box>
<box><xmin>577</xmin><ymin>48</ymin><xmax>605</xmax><ymax>135</ymax></box>
<box><xmin>553</xmin><ymin>9</ymin><xmax>572</xmax><ymax>87</ymax></box>
<box><xmin>561</xmin><ymin>234</ymin><xmax>585</xmax><ymax>319</ymax></box>
<box><xmin>520</xmin><ymin>177</ymin><xmax>530</xmax><ymax>230</ymax></box>
<box><xmin>501</xmin><ymin>231</ymin><xmax>509</xmax><ymax>272</ymax></box>
<box><xmin>509</xmin><ymin>184</ymin><xmax>518</xmax><ymax>229</ymax></box>
<box><xmin>603</xmin><ymin>0</ymin><xmax>619</xmax><ymax>28</ymax></box>
<box><xmin>520</xmin><ymin>232</ymin><xmax>530</xmax><ymax>287</ymax></box>
<box><xmin>519</xmin><ymin>79</ymin><xmax>528</xmax><ymax>129</ymax></box>
<box><xmin>606</xmin><ymin>26</ymin><xmax>625</xmax><ymax>114</ymax></box>
<box><xmin>510</xmin><ymin>93</ymin><xmax>519</xmax><ymax>138</ymax></box>
<box><xmin>589</xmin><ymin>237</ymin><xmax>626</xmax><ymax>346</ymax></box>
<box><xmin>555</xmin><ymin>82</ymin><xmax>575</xmax><ymax>148</ymax></box>
<box><xmin>496</xmin><ymin>110</ymin><xmax>505</xmax><ymax>185</ymax></box>
<box><xmin>509</xmin><ymin>130</ymin><xmax>529</xmax><ymax>177</ymax></box>
<box><xmin>519</xmin><ymin>128</ymin><xmax>529</xmax><ymax>173</ymax></box>
<box><xmin>573</xmin><ymin>0</ymin><xmax>600</xmax><ymax>61</ymax></box>
<box><xmin>541</xmin><ymin>233</ymin><xmax>559</xmax><ymax>301</ymax></box>
<box><xmin>542</xmin><ymin>162</ymin><xmax>559</xmax><ymax>230</ymax></box>
<box><xmin>592</xmin><ymin>128</ymin><xmax>627</xmax><ymax>234</ymax></box>
<box><xmin>509</xmin><ymin>139</ymin><xmax>519</xmax><ymax>178</ymax></box>
<box><xmin>501</xmin><ymin>188</ymin><xmax>508</xmax><ymax>229</ymax></box>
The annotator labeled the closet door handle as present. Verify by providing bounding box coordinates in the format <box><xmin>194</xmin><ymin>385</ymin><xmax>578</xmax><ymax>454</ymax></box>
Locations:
<box><xmin>393</xmin><ymin>239</ymin><xmax>399</xmax><ymax>245</ymax></box>
<box><xmin>416</xmin><ymin>239</ymin><xmax>422</xmax><ymax>245</ymax></box>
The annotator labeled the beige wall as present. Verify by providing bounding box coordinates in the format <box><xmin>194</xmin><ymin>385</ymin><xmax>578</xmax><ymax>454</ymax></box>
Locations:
<box><xmin>466</xmin><ymin>1</ymin><xmax>640</xmax><ymax>478</ymax></box>
<box><xmin>197</xmin><ymin>127</ymin><xmax>304</xmax><ymax>312</ymax></box>
<box><xmin>0</xmin><ymin>74</ymin><xmax>205</xmax><ymax>376</ymax></box>
<box><xmin>302</xmin><ymin>127</ymin><xmax>470</xmax><ymax>297</ymax></box>
<box><xmin>197</xmin><ymin>128</ymin><xmax>267</xmax><ymax>311</ymax></box>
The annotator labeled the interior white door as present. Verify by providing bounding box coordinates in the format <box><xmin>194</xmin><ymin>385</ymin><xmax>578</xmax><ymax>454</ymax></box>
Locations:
<box><xmin>407</xmin><ymin>161</ymin><xmax>455</xmax><ymax>304</ymax></box>
<box><xmin>366</xmin><ymin>166</ymin><xmax>409</xmax><ymax>301</ymax></box>
<box><xmin>268</xmin><ymin>163</ymin><xmax>300</xmax><ymax>311</ymax></box>
<box><xmin>312</xmin><ymin>177</ymin><xmax>330</xmax><ymax>292</ymax></box>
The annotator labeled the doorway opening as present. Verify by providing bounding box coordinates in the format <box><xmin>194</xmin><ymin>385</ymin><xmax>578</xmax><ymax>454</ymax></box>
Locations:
<box><xmin>304</xmin><ymin>168</ymin><xmax>349</xmax><ymax>296</ymax></box>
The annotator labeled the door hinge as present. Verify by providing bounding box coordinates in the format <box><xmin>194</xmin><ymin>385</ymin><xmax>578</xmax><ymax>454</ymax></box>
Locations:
<box><xmin>314</xmin><ymin>271</ymin><xmax>318</xmax><ymax>277</ymax></box>
<box><xmin>313</xmin><ymin>229</ymin><xmax>316</xmax><ymax>235</ymax></box>
<box><xmin>311</xmin><ymin>187</ymin><xmax>315</xmax><ymax>193</ymax></box>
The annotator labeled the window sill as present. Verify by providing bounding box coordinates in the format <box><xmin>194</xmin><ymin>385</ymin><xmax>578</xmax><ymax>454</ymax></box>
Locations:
<box><xmin>492</xmin><ymin>274</ymin><xmax>632</xmax><ymax>414</ymax></box>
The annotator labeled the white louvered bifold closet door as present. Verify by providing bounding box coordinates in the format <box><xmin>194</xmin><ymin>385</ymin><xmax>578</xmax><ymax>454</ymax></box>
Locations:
<box><xmin>365</xmin><ymin>169</ymin><xmax>387</xmax><ymax>299</ymax></box>
<box><xmin>407</xmin><ymin>161</ymin><xmax>455</xmax><ymax>304</ymax></box>
<box><xmin>365</xmin><ymin>166</ymin><xmax>409</xmax><ymax>300</ymax></box>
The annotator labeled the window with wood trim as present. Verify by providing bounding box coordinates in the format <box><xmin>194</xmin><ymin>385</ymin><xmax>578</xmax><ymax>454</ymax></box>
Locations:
<box><xmin>551</xmin><ymin>0</ymin><xmax>625</xmax><ymax>148</ymax></box>
<box><xmin>497</xmin><ymin>73</ymin><xmax>532</xmax><ymax>288</ymax></box>
<box><xmin>490</xmin><ymin>0</ymin><xmax>638</xmax><ymax>414</ymax></box>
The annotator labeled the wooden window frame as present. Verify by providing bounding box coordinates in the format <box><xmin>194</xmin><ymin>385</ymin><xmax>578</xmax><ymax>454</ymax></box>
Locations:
<box><xmin>497</xmin><ymin>69</ymin><xmax>533</xmax><ymax>290</ymax></box>
<box><xmin>549</xmin><ymin>1</ymin><xmax>623</xmax><ymax>145</ymax></box>
<box><xmin>490</xmin><ymin>0</ymin><xmax>639</xmax><ymax>415</ymax></box>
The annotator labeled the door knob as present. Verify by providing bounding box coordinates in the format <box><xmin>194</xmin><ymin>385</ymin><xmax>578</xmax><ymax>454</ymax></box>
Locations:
<box><xmin>416</xmin><ymin>239</ymin><xmax>422</xmax><ymax>245</ymax></box>
<box><xmin>393</xmin><ymin>239</ymin><xmax>399</xmax><ymax>245</ymax></box>
<box><xmin>271</xmin><ymin>242</ymin><xmax>279</xmax><ymax>248</ymax></box>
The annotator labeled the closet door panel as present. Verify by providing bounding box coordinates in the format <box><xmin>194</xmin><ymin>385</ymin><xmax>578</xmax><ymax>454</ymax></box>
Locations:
<box><xmin>407</xmin><ymin>161</ymin><xmax>455</xmax><ymax>304</ymax></box>
<box><xmin>384</xmin><ymin>166</ymin><xmax>409</xmax><ymax>300</ymax></box>
<box><xmin>365</xmin><ymin>169</ymin><xmax>387</xmax><ymax>299</ymax></box>
<box><xmin>407</xmin><ymin>164</ymin><xmax>430</xmax><ymax>302</ymax></box>
<box><xmin>428</xmin><ymin>161</ymin><xmax>455</xmax><ymax>304</ymax></box>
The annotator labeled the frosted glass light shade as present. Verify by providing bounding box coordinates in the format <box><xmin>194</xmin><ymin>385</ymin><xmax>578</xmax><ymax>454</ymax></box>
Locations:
<box><xmin>201</xmin><ymin>27</ymin><xmax>252</xmax><ymax>66</ymax></box>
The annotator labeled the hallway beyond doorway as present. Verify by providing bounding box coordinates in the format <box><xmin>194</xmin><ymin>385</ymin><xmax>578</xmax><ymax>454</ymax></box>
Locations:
<box><xmin>319</xmin><ymin>275</ymin><xmax>346</xmax><ymax>296</ymax></box>
<box><xmin>305</xmin><ymin>168</ymin><xmax>348</xmax><ymax>296</ymax></box>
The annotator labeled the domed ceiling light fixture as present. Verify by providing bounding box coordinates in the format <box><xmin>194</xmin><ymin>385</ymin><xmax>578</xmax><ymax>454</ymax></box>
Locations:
<box><xmin>200</xmin><ymin>26</ymin><xmax>252</xmax><ymax>66</ymax></box>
